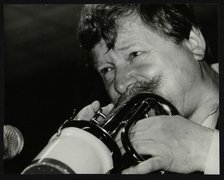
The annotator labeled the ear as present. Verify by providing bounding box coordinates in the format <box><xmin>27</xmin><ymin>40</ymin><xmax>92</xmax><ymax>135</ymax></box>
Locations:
<box><xmin>184</xmin><ymin>27</ymin><xmax>206</xmax><ymax>61</ymax></box>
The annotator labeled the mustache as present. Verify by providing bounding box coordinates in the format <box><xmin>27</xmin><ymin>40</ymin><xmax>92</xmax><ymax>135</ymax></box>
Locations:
<box><xmin>112</xmin><ymin>75</ymin><xmax>161</xmax><ymax>108</ymax></box>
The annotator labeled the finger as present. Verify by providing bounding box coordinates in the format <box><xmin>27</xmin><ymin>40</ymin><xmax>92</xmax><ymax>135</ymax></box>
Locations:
<box><xmin>97</xmin><ymin>103</ymin><xmax>114</xmax><ymax>122</ymax></box>
<box><xmin>115</xmin><ymin>136</ymin><xmax>122</xmax><ymax>149</ymax></box>
<box><xmin>74</xmin><ymin>100</ymin><xmax>100</xmax><ymax>120</ymax></box>
<box><xmin>101</xmin><ymin>103</ymin><xmax>114</xmax><ymax>116</ymax></box>
<box><xmin>90</xmin><ymin>100</ymin><xmax>101</xmax><ymax>112</ymax></box>
<box><xmin>129</xmin><ymin>131</ymin><xmax>155</xmax><ymax>142</ymax></box>
<box><xmin>130</xmin><ymin>118</ymin><xmax>153</xmax><ymax>133</ymax></box>
<box><xmin>115</xmin><ymin>138</ymin><xmax>126</xmax><ymax>155</ymax></box>
<box><xmin>114</xmin><ymin>126</ymin><xmax>148</xmax><ymax>155</ymax></box>
<box><xmin>116</xmin><ymin>133</ymin><xmax>154</xmax><ymax>156</ymax></box>
<box><xmin>122</xmin><ymin>157</ymin><xmax>164</xmax><ymax>174</ymax></box>
<box><xmin>131</xmin><ymin>116</ymin><xmax>169</xmax><ymax>133</ymax></box>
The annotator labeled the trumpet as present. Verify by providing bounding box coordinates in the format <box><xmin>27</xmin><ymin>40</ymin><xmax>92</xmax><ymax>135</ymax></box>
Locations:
<box><xmin>22</xmin><ymin>92</ymin><xmax>179</xmax><ymax>174</ymax></box>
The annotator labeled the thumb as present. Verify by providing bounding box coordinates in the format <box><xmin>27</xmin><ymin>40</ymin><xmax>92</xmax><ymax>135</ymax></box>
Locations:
<box><xmin>74</xmin><ymin>101</ymin><xmax>100</xmax><ymax>121</ymax></box>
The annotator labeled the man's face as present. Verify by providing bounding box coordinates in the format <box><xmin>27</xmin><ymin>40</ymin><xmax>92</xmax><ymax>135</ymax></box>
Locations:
<box><xmin>92</xmin><ymin>14</ymin><xmax>203</xmax><ymax>117</ymax></box>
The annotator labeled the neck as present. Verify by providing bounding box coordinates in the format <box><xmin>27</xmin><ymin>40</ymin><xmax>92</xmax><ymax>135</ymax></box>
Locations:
<box><xmin>188</xmin><ymin>62</ymin><xmax>219</xmax><ymax>128</ymax></box>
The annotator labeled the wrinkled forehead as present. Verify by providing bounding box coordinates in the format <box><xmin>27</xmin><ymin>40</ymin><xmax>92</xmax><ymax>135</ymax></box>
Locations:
<box><xmin>91</xmin><ymin>14</ymin><xmax>160</xmax><ymax>67</ymax></box>
<box><xmin>92</xmin><ymin>14</ymin><xmax>154</xmax><ymax>51</ymax></box>
<box><xmin>115</xmin><ymin>14</ymin><xmax>148</xmax><ymax>45</ymax></box>
<box><xmin>94</xmin><ymin>14</ymin><xmax>148</xmax><ymax>49</ymax></box>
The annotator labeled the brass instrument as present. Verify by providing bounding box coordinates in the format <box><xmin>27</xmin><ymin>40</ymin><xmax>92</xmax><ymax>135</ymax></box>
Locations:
<box><xmin>91</xmin><ymin>92</ymin><xmax>180</xmax><ymax>171</ymax></box>
<box><xmin>22</xmin><ymin>92</ymin><xmax>179</xmax><ymax>174</ymax></box>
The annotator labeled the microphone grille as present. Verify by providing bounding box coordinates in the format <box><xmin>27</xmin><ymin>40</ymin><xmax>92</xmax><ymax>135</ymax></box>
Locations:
<box><xmin>4</xmin><ymin>125</ymin><xmax>24</xmax><ymax>159</ymax></box>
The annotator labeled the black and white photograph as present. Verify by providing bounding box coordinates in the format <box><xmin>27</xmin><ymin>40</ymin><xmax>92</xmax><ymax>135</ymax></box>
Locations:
<box><xmin>2</xmin><ymin>2</ymin><xmax>221</xmax><ymax>176</ymax></box>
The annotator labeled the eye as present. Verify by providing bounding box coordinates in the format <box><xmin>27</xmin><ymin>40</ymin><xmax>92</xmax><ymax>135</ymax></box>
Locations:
<box><xmin>129</xmin><ymin>51</ymin><xmax>143</xmax><ymax>60</ymax></box>
<box><xmin>99</xmin><ymin>67</ymin><xmax>114</xmax><ymax>76</ymax></box>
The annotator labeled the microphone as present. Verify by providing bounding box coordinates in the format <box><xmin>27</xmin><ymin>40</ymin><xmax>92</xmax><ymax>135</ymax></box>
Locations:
<box><xmin>4</xmin><ymin>125</ymin><xmax>24</xmax><ymax>160</ymax></box>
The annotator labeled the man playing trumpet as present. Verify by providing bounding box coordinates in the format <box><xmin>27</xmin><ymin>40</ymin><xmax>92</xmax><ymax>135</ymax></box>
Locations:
<box><xmin>76</xmin><ymin>4</ymin><xmax>219</xmax><ymax>174</ymax></box>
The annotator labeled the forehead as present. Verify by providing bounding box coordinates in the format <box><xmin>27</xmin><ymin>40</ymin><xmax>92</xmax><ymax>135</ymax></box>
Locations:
<box><xmin>92</xmin><ymin>13</ymin><xmax>170</xmax><ymax>64</ymax></box>
<box><xmin>102</xmin><ymin>14</ymin><xmax>163</xmax><ymax>47</ymax></box>
<box><xmin>115</xmin><ymin>13</ymin><xmax>169</xmax><ymax>48</ymax></box>
<box><xmin>116</xmin><ymin>14</ymin><xmax>148</xmax><ymax>45</ymax></box>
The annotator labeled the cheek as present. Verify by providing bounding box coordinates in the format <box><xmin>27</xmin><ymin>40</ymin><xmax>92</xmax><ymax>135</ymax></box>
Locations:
<box><xmin>134</xmin><ymin>62</ymin><xmax>157</xmax><ymax>79</ymax></box>
<box><xmin>106</xmin><ymin>83</ymin><xmax>117</xmax><ymax>102</ymax></box>
<box><xmin>135</xmin><ymin>56</ymin><xmax>185</xmax><ymax>99</ymax></box>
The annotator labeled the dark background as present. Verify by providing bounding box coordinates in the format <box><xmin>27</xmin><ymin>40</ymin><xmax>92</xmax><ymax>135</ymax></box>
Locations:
<box><xmin>3</xmin><ymin>4</ymin><xmax>218</xmax><ymax>173</ymax></box>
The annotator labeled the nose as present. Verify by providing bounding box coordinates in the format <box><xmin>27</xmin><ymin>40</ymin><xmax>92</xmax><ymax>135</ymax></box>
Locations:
<box><xmin>114</xmin><ymin>67</ymin><xmax>136</xmax><ymax>95</ymax></box>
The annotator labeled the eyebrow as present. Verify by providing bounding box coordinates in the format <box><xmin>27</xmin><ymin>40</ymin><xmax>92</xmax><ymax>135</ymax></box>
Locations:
<box><xmin>93</xmin><ymin>59</ymin><xmax>101</xmax><ymax>68</ymax></box>
<box><xmin>93</xmin><ymin>42</ymin><xmax>137</xmax><ymax>68</ymax></box>
<box><xmin>117</xmin><ymin>42</ymin><xmax>136</xmax><ymax>51</ymax></box>
<box><xmin>93</xmin><ymin>57</ymin><xmax>107</xmax><ymax>69</ymax></box>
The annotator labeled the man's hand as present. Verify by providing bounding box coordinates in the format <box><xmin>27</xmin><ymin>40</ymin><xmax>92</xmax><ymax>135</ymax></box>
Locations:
<box><xmin>74</xmin><ymin>103</ymin><xmax>215</xmax><ymax>174</ymax></box>
<box><xmin>74</xmin><ymin>100</ymin><xmax>114</xmax><ymax>121</ymax></box>
<box><xmin>118</xmin><ymin>115</ymin><xmax>215</xmax><ymax>174</ymax></box>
